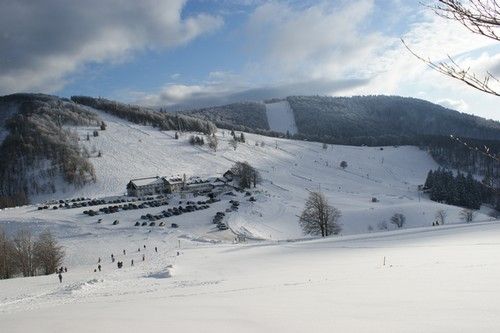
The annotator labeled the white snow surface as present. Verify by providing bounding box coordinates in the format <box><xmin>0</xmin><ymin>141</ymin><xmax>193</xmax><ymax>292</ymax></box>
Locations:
<box><xmin>1</xmin><ymin>220</ymin><xmax>500</xmax><ymax>332</ymax></box>
<box><xmin>265</xmin><ymin>100</ymin><xmax>298</xmax><ymax>134</ymax></box>
<box><xmin>1</xmin><ymin>107</ymin><xmax>499</xmax><ymax>332</ymax></box>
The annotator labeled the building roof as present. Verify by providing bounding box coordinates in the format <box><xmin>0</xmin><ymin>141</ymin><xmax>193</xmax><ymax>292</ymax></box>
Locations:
<box><xmin>129</xmin><ymin>177</ymin><xmax>165</xmax><ymax>187</ymax></box>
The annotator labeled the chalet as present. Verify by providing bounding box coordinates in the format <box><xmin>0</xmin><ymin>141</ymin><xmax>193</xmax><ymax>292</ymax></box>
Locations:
<box><xmin>127</xmin><ymin>171</ymin><xmax>235</xmax><ymax>197</ymax></box>
<box><xmin>127</xmin><ymin>177</ymin><xmax>168</xmax><ymax>197</ymax></box>
<box><xmin>185</xmin><ymin>177</ymin><xmax>213</xmax><ymax>193</ymax></box>
<box><xmin>165</xmin><ymin>176</ymin><xmax>184</xmax><ymax>193</ymax></box>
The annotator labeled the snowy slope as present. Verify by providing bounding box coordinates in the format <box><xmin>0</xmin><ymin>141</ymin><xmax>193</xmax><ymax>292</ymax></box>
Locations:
<box><xmin>265</xmin><ymin>100</ymin><xmax>298</xmax><ymax>134</ymax></box>
<box><xmin>1</xmin><ymin>106</ymin><xmax>499</xmax><ymax>332</ymax></box>
<box><xmin>13</xmin><ymin>107</ymin><xmax>491</xmax><ymax>241</ymax></box>
<box><xmin>1</xmin><ymin>221</ymin><xmax>500</xmax><ymax>332</ymax></box>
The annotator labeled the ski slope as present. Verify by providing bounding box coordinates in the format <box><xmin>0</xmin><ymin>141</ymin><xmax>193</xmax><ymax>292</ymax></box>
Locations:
<box><xmin>265</xmin><ymin>100</ymin><xmax>298</xmax><ymax>135</ymax></box>
<box><xmin>1</xmin><ymin>221</ymin><xmax>500</xmax><ymax>332</ymax></box>
<box><xmin>1</xmin><ymin>107</ymin><xmax>499</xmax><ymax>332</ymax></box>
<box><xmin>14</xmin><ymin>107</ymin><xmax>492</xmax><ymax>240</ymax></box>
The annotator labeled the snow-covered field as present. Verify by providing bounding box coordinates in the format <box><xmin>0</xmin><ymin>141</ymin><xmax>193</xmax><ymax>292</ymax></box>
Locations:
<box><xmin>265</xmin><ymin>100</ymin><xmax>298</xmax><ymax>135</ymax></box>
<box><xmin>1</xmin><ymin>221</ymin><xmax>500</xmax><ymax>332</ymax></box>
<box><xmin>1</xmin><ymin>107</ymin><xmax>499</xmax><ymax>332</ymax></box>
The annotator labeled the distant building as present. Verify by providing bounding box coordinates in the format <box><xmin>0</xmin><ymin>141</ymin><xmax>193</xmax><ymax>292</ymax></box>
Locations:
<box><xmin>126</xmin><ymin>176</ymin><xmax>168</xmax><ymax>197</ymax></box>
<box><xmin>127</xmin><ymin>172</ymin><xmax>234</xmax><ymax>197</ymax></box>
<box><xmin>165</xmin><ymin>176</ymin><xmax>184</xmax><ymax>193</ymax></box>
<box><xmin>185</xmin><ymin>176</ymin><xmax>212</xmax><ymax>193</ymax></box>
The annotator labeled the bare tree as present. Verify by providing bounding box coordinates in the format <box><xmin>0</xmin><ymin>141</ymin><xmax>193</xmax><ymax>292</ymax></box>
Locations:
<box><xmin>390</xmin><ymin>213</ymin><xmax>406</xmax><ymax>228</ymax></box>
<box><xmin>207</xmin><ymin>134</ymin><xmax>218</xmax><ymax>152</ymax></box>
<box><xmin>435</xmin><ymin>209</ymin><xmax>448</xmax><ymax>224</ymax></box>
<box><xmin>403</xmin><ymin>0</ymin><xmax>500</xmax><ymax>96</ymax></box>
<box><xmin>460</xmin><ymin>208</ymin><xmax>475</xmax><ymax>222</ymax></box>
<box><xmin>0</xmin><ymin>227</ymin><xmax>15</xmax><ymax>279</ymax></box>
<box><xmin>299</xmin><ymin>191</ymin><xmax>342</xmax><ymax>237</ymax></box>
<box><xmin>230</xmin><ymin>161</ymin><xmax>261</xmax><ymax>189</ymax></box>
<box><xmin>34</xmin><ymin>230</ymin><xmax>65</xmax><ymax>275</ymax></box>
<box><xmin>12</xmin><ymin>229</ymin><xmax>37</xmax><ymax>277</ymax></box>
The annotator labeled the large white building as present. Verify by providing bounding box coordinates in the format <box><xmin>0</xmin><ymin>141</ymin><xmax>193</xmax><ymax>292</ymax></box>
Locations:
<box><xmin>126</xmin><ymin>173</ymin><xmax>232</xmax><ymax>197</ymax></box>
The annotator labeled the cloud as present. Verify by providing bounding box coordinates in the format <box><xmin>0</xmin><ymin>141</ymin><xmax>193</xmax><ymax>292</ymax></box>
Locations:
<box><xmin>0</xmin><ymin>0</ymin><xmax>222</xmax><ymax>95</ymax></box>
<box><xmin>243</xmin><ymin>0</ymin><xmax>388</xmax><ymax>82</ymax></box>
<box><xmin>134</xmin><ymin>78</ymin><xmax>368</xmax><ymax>109</ymax></box>
<box><xmin>436</xmin><ymin>98</ymin><xmax>469</xmax><ymax>112</ymax></box>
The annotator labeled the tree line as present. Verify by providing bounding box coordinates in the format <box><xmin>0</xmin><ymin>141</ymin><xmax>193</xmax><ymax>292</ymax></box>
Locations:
<box><xmin>424</xmin><ymin>168</ymin><xmax>493</xmax><ymax>210</ymax></box>
<box><xmin>72</xmin><ymin>96</ymin><xmax>217</xmax><ymax>135</ymax></box>
<box><xmin>0</xmin><ymin>227</ymin><xmax>64</xmax><ymax>279</ymax></box>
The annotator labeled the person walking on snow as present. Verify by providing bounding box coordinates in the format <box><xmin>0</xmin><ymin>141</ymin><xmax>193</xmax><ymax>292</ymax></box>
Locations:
<box><xmin>123</xmin><ymin>249</ymin><xmax>126</xmax><ymax>255</ymax></box>
<box><xmin>58</xmin><ymin>273</ymin><xmax>63</xmax><ymax>283</ymax></box>
<box><xmin>98</xmin><ymin>264</ymin><xmax>101</xmax><ymax>272</ymax></box>
<box><xmin>155</xmin><ymin>247</ymin><xmax>157</xmax><ymax>253</ymax></box>
<box><xmin>131</xmin><ymin>259</ymin><xmax>134</xmax><ymax>266</ymax></box>
<box><xmin>142</xmin><ymin>254</ymin><xmax>145</xmax><ymax>261</ymax></box>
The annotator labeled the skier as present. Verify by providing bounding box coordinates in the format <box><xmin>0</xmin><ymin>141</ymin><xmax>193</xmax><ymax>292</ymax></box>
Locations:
<box><xmin>98</xmin><ymin>264</ymin><xmax>101</xmax><ymax>272</ymax></box>
<box><xmin>138</xmin><ymin>248</ymin><xmax>141</xmax><ymax>252</ymax></box>
<box><xmin>131</xmin><ymin>259</ymin><xmax>134</xmax><ymax>266</ymax></box>
<box><xmin>142</xmin><ymin>254</ymin><xmax>145</xmax><ymax>261</ymax></box>
<box><xmin>98</xmin><ymin>257</ymin><xmax>101</xmax><ymax>263</ymax></box>
<box><xmin>123</xmin><ymin>249</ymin><xmax>126</xmax><ymax>255</ymax></box>
<box><xmin>155</xmin><ymin>247</ymin><xmax>157</xmax><ymax>253</ymax></box>
<box><xmin>58</xmin><ymin>273</ymin><xmax>63</xmax><ymax>283</ymax></box>
<box><xmin>64</xmin><ymin>267</ymin><xmax>67</xmax><ymax>273</ymax></box>
<box><xmin>143</xmin><ymin>245</ymin><xmax>146</xmax><ymax>249</ymax></box>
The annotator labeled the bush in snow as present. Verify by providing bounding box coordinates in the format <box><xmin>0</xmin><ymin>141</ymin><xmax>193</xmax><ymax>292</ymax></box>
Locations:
<box><xmin>377</xmin><ymin>221</ymin><xmax>388</xmax><ymax>230</ymax></box>
<box><xmin>390</xmin><ymin>213</ymin><xmax>406</xmax><ymax>229</ymax></box>
<box><xmin>207</xmin><ymin>134</ymin><xmax>218</xmax><ymax>152</ymax></box>
<box><xmin>340</xmin><ymin>161</ymin><xmax>348</xmax><ymax>169</ymax></box>
<box><xmin>435</xmin><ymin>209</ymin><xmax>447</xmax><ymax>225</ymax></box>
<box><xmin>460</xmin><ymin>209</ymin><xmax>475</xmax><ymax>223</ymax></box>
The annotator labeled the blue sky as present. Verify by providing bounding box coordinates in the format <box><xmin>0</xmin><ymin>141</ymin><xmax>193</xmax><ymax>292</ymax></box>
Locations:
<box><xmin>1</xmin><ymin>0</ymin><xmax>499</xmax><ymax>119</ymax></box>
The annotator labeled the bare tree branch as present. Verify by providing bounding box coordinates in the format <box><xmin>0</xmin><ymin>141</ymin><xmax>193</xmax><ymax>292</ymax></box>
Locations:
<box><xmin>427</xmin><ymin>0</ymin><xmax>500</xmax><ymax>41</ymax></box>
<box><xmin>402</xmin><ymin>39</ymin><xmax>500</xmax><ymax>97</ymax></box>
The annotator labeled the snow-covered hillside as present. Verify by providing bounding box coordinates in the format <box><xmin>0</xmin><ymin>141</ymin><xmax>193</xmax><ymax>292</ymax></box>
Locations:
<box><xmin>14</xmin><ymin>107</ymin><xmax>492</xmax><ymax>239</ymax></box>
<box><xmin>265</xmin><ymin>100</ymin><xmax>298</xmax><ymax>134</ymax></box>
<box><xmin>1</xmin><ymin>106</ymin><xmax>499</xmax><ymax>332</ymax></box>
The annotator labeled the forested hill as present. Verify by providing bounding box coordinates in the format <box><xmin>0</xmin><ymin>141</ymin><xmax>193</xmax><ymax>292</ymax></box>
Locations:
<box><xmin>287</xmin><ymin>95</ymin><xmax>500</xmax><ymax>143</ymax></box>
<box><xmin>0</xmin><ymin>94</ymin><xmax>101</xmax><ymax>207</ymax></box>
<box><xmin>180</xmin><ymin>95</ymin><xmax>500</xmax><ymax>144</ymax></box>
<box><xmin>181</xmin><ymin>102</ymin><xmax>270</xmax><ymax>133</ymax></box>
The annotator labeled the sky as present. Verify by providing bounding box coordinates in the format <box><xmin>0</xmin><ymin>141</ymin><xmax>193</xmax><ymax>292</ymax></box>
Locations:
<box><xmin>0</xmin><ymin>0</ymin><xmax>499</xmax><ymax>119</ymax></box>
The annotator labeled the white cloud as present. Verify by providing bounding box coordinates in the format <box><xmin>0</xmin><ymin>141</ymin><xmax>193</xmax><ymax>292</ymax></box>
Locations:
<box><xmin>0</xmin><ymin>0</ymin><xmax>223</xmax><ymax>95</ymax></box>
<box><xmin>244</xmin><ymin>0</ymin><xmax>385</xmax><ymax>81</ymax></box>
<box><xmin>436</xmin><ymin>98</ymin><xmax>469</xmax><ymax>112</ymax></box>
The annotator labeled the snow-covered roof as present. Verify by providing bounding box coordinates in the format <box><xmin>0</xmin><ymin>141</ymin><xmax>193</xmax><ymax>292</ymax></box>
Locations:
<box><xmin>166</xmin><ymin>176</ymin><xmax>183</xmax><ymax>184</ymax></box>
<box><xmin>130</xmin><ymin>177</ymin><xmax>164</xmax><ymax>187</ymax></box>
